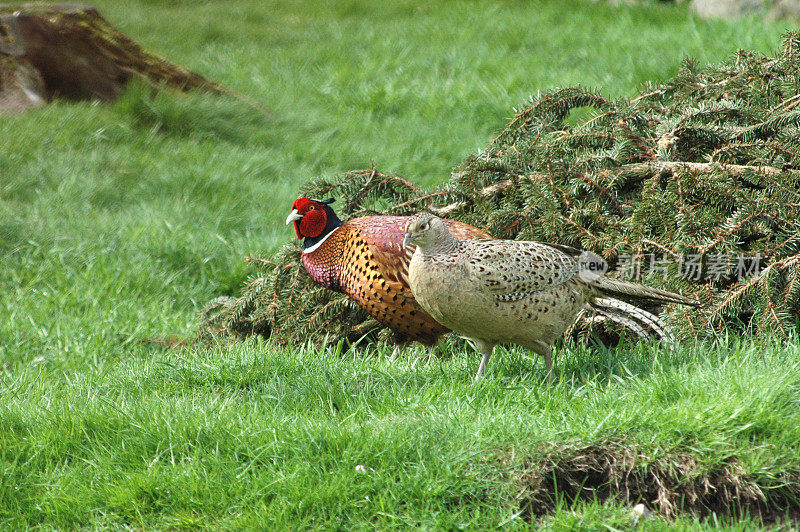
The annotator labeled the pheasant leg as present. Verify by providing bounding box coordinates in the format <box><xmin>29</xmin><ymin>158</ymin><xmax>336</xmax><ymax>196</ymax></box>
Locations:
<box><xmin>473</xmin><ymin>339</ymin><xmax>495</xmax><ymax>381</ymax></box>
<box><xmin>525</xmin><ymin>340</ymin><xmax>555</xmax><ymax>383</ymax></box>
<box><xmin>389</xmin><ymin>333</ymin><xmax>414</xmax><ymax>362</ymax></box>
<box><xmin>428</xmin><ymin>345</ymin><xmax>436</xmax><ymax>364</ymax></box>
<box><xmin>543</xmin><ymin>349</ymin><xmax>554</xmax><ymax>383</ymax></box>
<box><xmin>389</xmin><ymin>344</ymin><xmax>401</xmax><ymax>361</ymax></box>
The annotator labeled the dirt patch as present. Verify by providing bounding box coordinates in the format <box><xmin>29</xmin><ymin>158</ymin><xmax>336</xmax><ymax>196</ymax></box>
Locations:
<box><xmin>501</xmin><ymin>441</ymin><xmax>800</xmax><ymax>524</ymax></box>
<box><xmin>0</xmin><ymin>3</ymin><xmax>240</xmax><ymax>113</ymax></box>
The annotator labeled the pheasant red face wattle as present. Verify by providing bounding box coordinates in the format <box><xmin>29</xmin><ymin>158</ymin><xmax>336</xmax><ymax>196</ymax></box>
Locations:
<box><xmin>289</xmin><ymin>197</ymin><xmax>328</xmax><ymax>239</ymax></box>
<box><xmin>299</xmin><ymin>208</ymin><xmax>326</xmax><ymax>238</ymax></box>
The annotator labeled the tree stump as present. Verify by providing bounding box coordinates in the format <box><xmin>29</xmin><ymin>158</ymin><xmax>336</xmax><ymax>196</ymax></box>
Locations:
<box><xmin>0</xmin><ymin>3</ymin><xmax>233</xmax><ymax>113</ymax></box>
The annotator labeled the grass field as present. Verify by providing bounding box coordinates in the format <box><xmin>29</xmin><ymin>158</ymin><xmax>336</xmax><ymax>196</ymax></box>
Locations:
<box><xmin>1</xmin><ymin>0</ymin><xmax>798</xmax><ymax>528</ymax></box>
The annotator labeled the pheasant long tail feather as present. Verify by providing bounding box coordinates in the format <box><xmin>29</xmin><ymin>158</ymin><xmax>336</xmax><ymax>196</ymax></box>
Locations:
<box><xmin>584</xmin><ymin>300</ymin><xmax>651</xmax><ymax>341</ymax></box>
<box><xmin>593</xmin><ymin>277</ymin><xmax>700</xmax><ymax>307</ymax></box>
<box><xmin>588</xmin><ymin>297</ymin><xmax>677</xmax><ymax>348</ymax></box>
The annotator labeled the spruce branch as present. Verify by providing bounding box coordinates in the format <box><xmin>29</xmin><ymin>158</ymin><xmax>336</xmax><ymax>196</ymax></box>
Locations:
<box><xmin>202</xmin><ymin>35</ymin><xmax>800</xmax><ymax>344</ymax></box>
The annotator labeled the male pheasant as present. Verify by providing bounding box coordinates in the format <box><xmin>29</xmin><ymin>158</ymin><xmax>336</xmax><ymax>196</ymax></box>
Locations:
<box><xmin>286</xmin><ymin>197</ymin><xmax>489</xmax><ymax>355</ymax></box>
<box><xmin>404</xmin><ymin>214</ymin><xmax>700</xmax><ymax>381</ymax></box>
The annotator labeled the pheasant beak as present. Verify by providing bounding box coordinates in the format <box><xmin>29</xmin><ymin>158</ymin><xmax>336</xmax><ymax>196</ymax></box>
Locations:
<box><xmin>286</xmin><ymin>209</ymin><xmax>303</xmax><ymax>225</ymax></box>
<box><xmin>286</xmin><ymin>209</ymin><xmax>304</xmax><ymax>239</ymax></box>
<box><xmin>402</xmin><ymin>233</ymin><xmax>413</xmax><ymax>249</ymax></box>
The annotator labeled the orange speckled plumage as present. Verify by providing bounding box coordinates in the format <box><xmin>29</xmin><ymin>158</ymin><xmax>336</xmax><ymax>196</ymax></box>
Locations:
<box><xmin>301</xmin><ymin>216</ymin><xmax>489</xmax><ymax>346</ymax></box>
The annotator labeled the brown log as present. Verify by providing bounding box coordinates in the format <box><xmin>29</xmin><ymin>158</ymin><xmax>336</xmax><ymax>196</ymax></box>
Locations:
<box><xmin>0</xmin><ymin>3</ymin><xmax>236</xmax><ymax>113</ymax></box>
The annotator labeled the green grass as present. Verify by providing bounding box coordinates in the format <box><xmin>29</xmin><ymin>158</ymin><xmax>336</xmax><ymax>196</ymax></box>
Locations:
<box><xmin>3</xmin><ymin>338</ymin><xmax>799</xmax><ymax>528</ymax></box>
<box><xmin>1</xmin><ymin>0</ymin><xmax>798</xmax><ymax>528</ymax></box>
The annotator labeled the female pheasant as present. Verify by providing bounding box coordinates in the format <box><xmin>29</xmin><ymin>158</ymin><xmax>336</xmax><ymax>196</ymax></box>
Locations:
<box><xmin>404</xmin><ymin>214</ymin><xmax>700</xmax><ymax>381</ymax></box>
<box><xmin>286</xmin><ymin>197</ymin><xmax>489</xmax><ymax>355</ymax></box>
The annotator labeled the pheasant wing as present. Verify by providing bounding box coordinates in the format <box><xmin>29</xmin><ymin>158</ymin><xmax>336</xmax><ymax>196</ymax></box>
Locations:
<box><xmin>347</xmin><ymin>216</ymin><xmax>411</xmax><ymax>288</ymax></box>
<box><xmin>468</xmin><ymin>240</ymin><xmax>580</xmax><ymax>301</ymax></box>
<box><xmin>354</xmin><ymin>216</ymin><xmax>490</xmax><ymax>286</ymax></box>
<box><xmin>445</xmin><ymin>219</ymin><xmax>490</xmax><ymax>241</ymax></box>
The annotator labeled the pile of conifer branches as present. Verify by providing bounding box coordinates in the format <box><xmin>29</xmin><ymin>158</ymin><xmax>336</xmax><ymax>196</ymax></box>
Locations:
<box><xmin>202</xmin><ymin>34</ymin><xmax>800</xmax><ymax>345</ymax></box>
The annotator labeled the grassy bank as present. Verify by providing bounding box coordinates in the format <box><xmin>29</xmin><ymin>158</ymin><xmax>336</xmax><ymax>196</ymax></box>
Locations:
<box><xmin>3</xmin><ymin>338</ymin><xmax>799</xmax><ymax>528</ymax></box>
